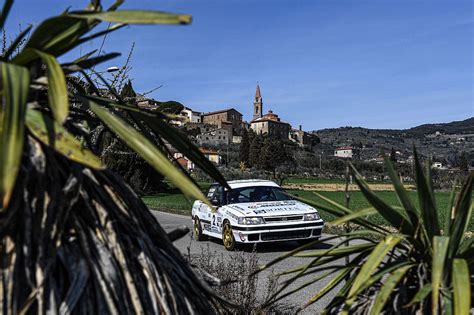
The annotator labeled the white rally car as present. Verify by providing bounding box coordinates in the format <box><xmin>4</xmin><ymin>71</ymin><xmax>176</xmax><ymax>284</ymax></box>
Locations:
<box><xmin>191</xmin><ymin>179</ymin><xmax>324</xmax><ymax>250</ymax></box>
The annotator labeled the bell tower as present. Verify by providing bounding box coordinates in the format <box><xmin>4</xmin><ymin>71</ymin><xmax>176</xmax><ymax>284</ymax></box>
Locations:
<box><xmin>253</xmin><ymin>84</ymin><xmax>263</xmax><ymax>120</ymax></box>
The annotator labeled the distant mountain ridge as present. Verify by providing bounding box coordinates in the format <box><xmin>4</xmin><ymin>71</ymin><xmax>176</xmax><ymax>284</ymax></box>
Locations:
<box><xmin>312</xmin><ymin>117</ymin><xmax>473</xmax><ymax>163</ymax></box>
<box><xmin>315</xmin><ymin>117</ymin><xmax>474</xmax><ymax>137</ymax></box>
<box><xmin>405</xmin><ymin>117</ymin><xmax>474</xmax><ymax>137</ymax></box>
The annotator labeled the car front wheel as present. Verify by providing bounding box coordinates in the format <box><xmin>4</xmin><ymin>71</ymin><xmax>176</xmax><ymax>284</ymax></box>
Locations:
<box><xmin>193</xmin><ymin>217</ymin><xmax>206</xmax><ymax>241</ymax></box>
<box><xmin>222</xmin><ymin>221</ymin><xmax>236</xmax><ymax>251</ymax></box>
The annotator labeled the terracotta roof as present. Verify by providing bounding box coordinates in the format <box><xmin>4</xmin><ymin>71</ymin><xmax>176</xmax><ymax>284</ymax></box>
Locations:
<box><xmin>250</xmin><ymin>117</ymin><xmax>290</xmax><ymax>125</ymax></box>
<box><xmin>202</xmin><ymin>108</ymin><xmax>242</xmax><ymax>116</ymax></box>
<box><xmin>255</xmin><ymin>84</ymin><xmax>261</xmax><ymax>98</ymax></box>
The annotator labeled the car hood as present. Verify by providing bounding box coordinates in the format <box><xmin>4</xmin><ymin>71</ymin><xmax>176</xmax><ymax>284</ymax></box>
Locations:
<box><xmin>225</xmin><ymin>200</ymin><xmax>317</xmax><ymax>216</ymax></box>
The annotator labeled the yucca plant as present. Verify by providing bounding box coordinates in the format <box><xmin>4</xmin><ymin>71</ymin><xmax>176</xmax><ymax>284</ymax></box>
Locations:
<box><xmin>0</xmin><ymin>1</ymin><xmax>231</xmax><ymax>314</ymax></box>
<box><xmin>259</xmin><ymin>151</ymin><xmax>473</xmax><ymax>314</ymax></box>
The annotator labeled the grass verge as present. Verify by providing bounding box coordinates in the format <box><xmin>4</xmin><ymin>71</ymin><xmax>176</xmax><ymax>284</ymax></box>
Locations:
<box><xmin>142</xmin><ymin>189</ymin><xmax>474</xmax><ymax>232</ymax></box>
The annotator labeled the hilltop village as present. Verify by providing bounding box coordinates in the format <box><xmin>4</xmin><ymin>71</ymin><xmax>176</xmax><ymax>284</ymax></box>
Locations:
<box><xmin>124</xmin><ymin>81</ymin><xmax>472</xmax><ymax>186</ymax></box>
<box><xmin>172</xmin><ymin>84</ymin><xmax>318</xmax><ymax>149</ymax></box>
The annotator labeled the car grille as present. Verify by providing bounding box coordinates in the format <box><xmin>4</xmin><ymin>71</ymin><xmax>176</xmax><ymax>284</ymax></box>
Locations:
<box><xmin>264</xmin><ymin>215</ymin><xmax>303</xmax><ymax>223</ymax></box>
<box><xmin>261</xmin><ymin>230</ymin><xmax>311</xmax><ymax>241</ymax></box>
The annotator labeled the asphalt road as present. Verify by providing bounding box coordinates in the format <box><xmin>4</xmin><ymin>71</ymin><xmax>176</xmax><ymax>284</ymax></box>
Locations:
<box><xmin>152</xmin><ymin>210</ymin><xmax>345</xmax><ymax>314</ymax></box>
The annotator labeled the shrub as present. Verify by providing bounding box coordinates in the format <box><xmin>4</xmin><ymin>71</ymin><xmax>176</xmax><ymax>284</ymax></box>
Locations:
<box><xmin>0</xmin><ymin>1</ymin><xmax>229</xmax><ymax>313</ymax></box>
<box><xmin>259</xmin><ymin>150</ymin><xmax>473</xmax><ymax>314</ymax></box>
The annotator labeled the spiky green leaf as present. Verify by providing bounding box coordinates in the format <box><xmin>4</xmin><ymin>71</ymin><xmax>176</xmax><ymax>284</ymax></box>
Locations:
<box><xmin>0</xmin><ymin>0</ymin><xmax>13</xmax><ymax>30</ymax></box>
<box><xmin>384</xmin><ymin>155</ymin><xmax>420</xmax><ymax>230</ymax></box>
<box><xmin>330</xmin><ymin>207</ymin><xmax>377</xmax><ymax>225</ymax></box>
<box><xmin>32</xmin><ymin>49</ymin><xmax>69</xmax><ymax>123</ymax></box>
<box><xmin>26</xmin><ymin>109</ymin><xmax>103</xmax><ymax>169</ymax></box>
<box><xmin>350</xmin><ymin>164</ymin><xmax>413</xmax><ymax>234</ymax></box>
<box><xmin>444</xmin><ymin>185</ymin><xmax>457</xmax><ymax>236</ymax></box>
<box><xmin>448</xmin><ymin>174</ymin><xmax>473</xmax><ymax>260</ymax></box>
<box><xmin>413</xmin><ymin>149</ymin><xmax>440</xmax><ymax>240</ymax></box>
<box><xmin>452</xmin><ymin>259</ymin><xmax>470</xmax><ymax>315</ymax></box>
<box><xmin>295</xmin><ymin>243</ymin><xmax>375</xmax><ymax>257</ymax></box>
<box><xmin>129</xmin><ymin>110</ymin><xmax>229</xmax><ymax>189</ymax></box>
<box><xmin>18</xmin><ymin>16</ymin><xmax>92</xmax><ymax>59</ymax></box>
<box><xmin>62</xmin><ymin>52</ymin><xmax>120</xmax><ymax>74</ymax></box>
<box><xmin>369</xmin><ymin>264</ymin><xmax>413</xmax><ymax>315</ymax></box>
<box><xmin>87</xmin><ymin>100</ymin><xmax>209</xmax><ymax>204</ymax></box>
<box><xmin>304</xmin><ymin>268</ymin><xmax>352</xmax><ymax>309</ymax></box>
<box><xmin>1</xmin><ymin>25</ymin><xmax>32</xmax><ymax>61</ymax></box>
<box><xmin>304</xmin><ymin>193</ymin><xmax>390</xmax><ymax>235</ymax></box>
<box><xmin>69</xmin><ymin>10</ymin><xmax>192</xmax><ymax>25</ymax></box>
<box><xmin>348</xmin><ymin>234</ymin><xmax>403</xmax><ymax>299</ymax></box>
<box><xmin>0</xmin><ymin>62</ymin><xmax>29</xmax><ymax>209</ymax></box>
<box><xmin>406</xmin><ymin>283</ymin><xmax>432</xmax><ymax>307</ymax></box>
<box><xmin>432</xmin><ymin>236</ymin><xmax>450</xmax><ymax>314</ymax></box>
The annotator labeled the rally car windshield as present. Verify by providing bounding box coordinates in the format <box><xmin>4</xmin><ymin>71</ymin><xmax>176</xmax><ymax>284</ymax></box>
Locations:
<box><xmin>225</xmin><ymin>186</ymin><xmax>293</xmax><ymax>204</ymax></box>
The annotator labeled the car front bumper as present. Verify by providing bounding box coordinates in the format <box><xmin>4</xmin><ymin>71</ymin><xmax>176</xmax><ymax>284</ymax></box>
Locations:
<box><xmin>231</xmin><ymin>220</ymin><xmax>324</xmax><ymax>243</ymax></box>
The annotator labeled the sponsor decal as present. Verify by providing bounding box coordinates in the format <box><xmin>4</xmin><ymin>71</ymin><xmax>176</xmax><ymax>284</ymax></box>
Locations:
<box><xmin>225</xmin><ymin>211</ymin><xmax>239</xmax><ymax>220</ymax></box>
<box><xmin>252</xmin><ymin>207</ymin><xmax>299</xmax><ymax>214</ymax></box>
<box><xmin>248</xmin><ymin>201</ymin><xmax>297</xmax><ymax>209</ymax></box>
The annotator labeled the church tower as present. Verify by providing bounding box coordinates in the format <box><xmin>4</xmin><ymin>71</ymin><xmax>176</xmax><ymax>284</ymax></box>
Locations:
<box><xmin>253</xmin><ymin>84</ymin><xmax>263</xmax><ymax>120</ymax></box>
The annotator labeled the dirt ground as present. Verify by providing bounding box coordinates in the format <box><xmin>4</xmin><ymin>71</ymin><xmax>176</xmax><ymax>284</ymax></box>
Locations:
<box><xmin>282</xmin><ymin>183</ymin><xmax>416</xmax><ymax>191</ymax></box>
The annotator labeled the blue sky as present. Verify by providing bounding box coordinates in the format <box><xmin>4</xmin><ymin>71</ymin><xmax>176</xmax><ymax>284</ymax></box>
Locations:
<box><xmin>5</xmin><ymin>0</ymin><xmax>473</xmax><ymax>130</ymax></box>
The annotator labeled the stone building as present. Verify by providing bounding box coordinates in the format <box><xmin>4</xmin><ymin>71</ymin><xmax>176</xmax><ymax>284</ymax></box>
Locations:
<box><xmin>334</xmin><ymin>146</ymin><xmax>359</xmax><ymax>159</ymax></box>
<box><xmin>180</xmin><ymin>107</ymin><xmax>202</xmax><ymax>123</ymax></box>
<box><xmin>196</xmin><ymin>127</ymin><xmax>230</xmax><ymax>146</ymax></box>
<box><xmin>201</xmin><ymin>108</ymin><xmax>243</xmax><ymax>134</ymax></box>
<box><xmin>290</xmin><ymin>125</ymin><xmax>310</xmax><ymax>147</ymax></box>
<box><xmin>249</xmin><ymin>85</ymin><xmax>290</xmax><ymax>140</ymax></box>
<box><xmin>199</xmin><ymin>148</ymin><xmax>222</xmax><ymax>164</ymax></box>
<box><xmin>251</xmin><ymin>111</ymin><xmax>291</xmax><ymax>140</ymax></box>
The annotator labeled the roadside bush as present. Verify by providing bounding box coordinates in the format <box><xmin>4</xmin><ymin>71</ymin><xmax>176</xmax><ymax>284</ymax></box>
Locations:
<box><xmin>186</xmin><ymin>243</ymin><xmax>294</xmax><ymax>314</ymax></box>
<box><xmin>259</xmin><ymin>151</ymin><xmax>473</xmax><ymax>314</ymax></box>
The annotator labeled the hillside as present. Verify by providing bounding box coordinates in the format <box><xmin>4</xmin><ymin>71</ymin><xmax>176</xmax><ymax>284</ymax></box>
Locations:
<box><xmin>405</xmin><ymin>117</ymin><xmax>474</xmax><ymax>138</ymax></box>
<box><xmin>313</xmin><ymin>117</ymin><xmax>474</xmax><ymax>164</ymax></box>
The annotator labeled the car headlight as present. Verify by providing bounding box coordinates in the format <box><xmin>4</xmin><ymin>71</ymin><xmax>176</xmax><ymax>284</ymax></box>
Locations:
<box><xmin>238</xmin><ymin>217</ymin><xmax>264</xmax><ymax>225</ymax></box>
<box><xmin>303</xmin><ymin>213</ymin><xmax>320</xmax><ymax>221</ymax></box>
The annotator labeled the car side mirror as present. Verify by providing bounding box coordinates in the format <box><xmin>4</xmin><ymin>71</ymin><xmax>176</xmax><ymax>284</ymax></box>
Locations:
<box><xmin>210</xmin><ymin>197</ymin><xmax>220</xmax><ymax>206</ymax></box>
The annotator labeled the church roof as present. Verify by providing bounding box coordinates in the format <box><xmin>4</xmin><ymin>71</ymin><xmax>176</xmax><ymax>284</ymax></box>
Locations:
<box><xmin>251</xmin><ymin>117</ymin><xmax>290</xmax><ymax>125</ymax></box>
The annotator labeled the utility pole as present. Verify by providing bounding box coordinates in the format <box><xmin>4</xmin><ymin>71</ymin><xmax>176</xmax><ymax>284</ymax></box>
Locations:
<box><xmin>319</xmin><ymin>154</ymin><xmax>322</xmax><ymax>170</ymax></box>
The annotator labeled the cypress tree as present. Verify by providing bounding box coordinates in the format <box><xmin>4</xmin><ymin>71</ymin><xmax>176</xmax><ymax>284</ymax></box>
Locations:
<box><xmin>260</xmin><ymin>138</ymin><xmax>289</xmax><ymax>177</ymax></box>
<box><xmin>249</xmin><ymin>134</ymin><xmax>263</xmax><ymax>168</ymax></box>
<box><xmin>239</xmin><ymin>129</ymin><xmax>250</xmax><ymax>165</ymax></box>
<box><xmin>121</xmin><ymin>79</ymin><xmax>137</xmax><ymax>101</ymax></box>
<box><xmin>390</xmin><ymin>147</ymin><xmax>397</xmax><ymax>163</ymax></box>
<box><xmin>459</xmin><ymin>152</ymin><xmax>469</xmax><ymax>176</ymax></box>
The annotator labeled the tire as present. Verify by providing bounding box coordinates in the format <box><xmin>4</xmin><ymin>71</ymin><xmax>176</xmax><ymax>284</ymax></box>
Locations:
<box><xmin>222</xmin><ymin>221</ymin><xmax>237</xmax><ymax>251</ymax></box>
<box><xmin>193</xmin><ymin>217</ymin><xmax>206</xmax><ymax>241</ymax></box>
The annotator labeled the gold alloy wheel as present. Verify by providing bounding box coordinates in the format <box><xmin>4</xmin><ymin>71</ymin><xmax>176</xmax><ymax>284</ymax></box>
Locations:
<box><xmin>222</xmin><ymin>222</ymin><xmax>235</xmax><ymax>251</ymax></box>
<box><xmin>193</xmin><ymin>217</ymin><xmax>205</xmax><ymax>241</ymax></box>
